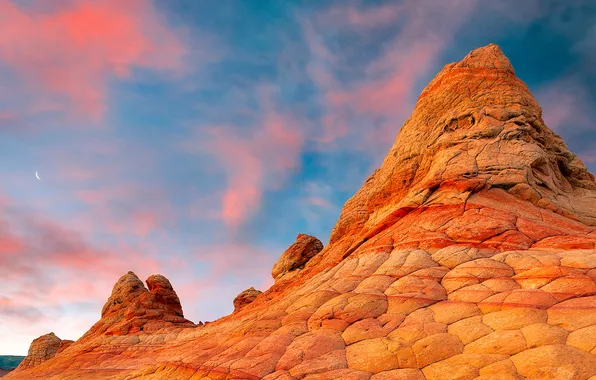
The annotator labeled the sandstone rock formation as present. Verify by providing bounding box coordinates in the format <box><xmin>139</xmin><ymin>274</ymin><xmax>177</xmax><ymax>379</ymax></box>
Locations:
<box><xmin>84</xmin><ymin>272</ymin><xmax>194</xmax><ymax>338</ymax></box>
<box><xmin>233</xmin><ymin>287</ymin><xmax>263</xmax><ymax>312</ymax></box>
<box><xmin>14</xmin><ymin>333</ymin><xmax>63</xmax><ymax>370</ymax></box>
<box><xmin>272</xmin><ymin>234</ymin><xmax>324</xmax><ymax>281</ymax></box>
<box><xmin>7</xmin><ymin>44</ymin><xmax>596</xmax><ymax>380</ymax></box>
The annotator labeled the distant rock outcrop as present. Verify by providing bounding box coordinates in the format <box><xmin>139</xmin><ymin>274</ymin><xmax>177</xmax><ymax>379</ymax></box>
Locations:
<box><xmin>7</xmin><ymin>44</ymin><xmax>596</xmax><ymax>380</ymax></box>
<box><xmin>84</xmin><ymin>271</ymin><xmax>194</xmax><ymax>337</ymax></box>
<box><xmin>272</xmin><ymin>233</ymin><xmax>324</xmax><ymax>281</ymax></box>
<box><xmin>14</xmin><ymin>333</ymin><xmax>62</xmax><ymax>370</ymax></box>
<box><xmin>233</xmin><ymin>287</ymin><xmax>262</xmax><ymax>312</ymax></box>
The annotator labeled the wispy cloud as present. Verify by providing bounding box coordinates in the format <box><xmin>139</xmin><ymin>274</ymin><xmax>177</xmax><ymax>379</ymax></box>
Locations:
<box><xmin>302</xmin><ymin>0</ymin><xmax>477</xmax><ymax>152</ymax></box>
<box><xmin>190</xmin><ymin>89</ymin><xmax>304</xmax><ymax>230</ymax></box>
<box><xmin>0</xmin><ymin>0</ymin><xmax>186</xmax><ymax>121</ymax></box>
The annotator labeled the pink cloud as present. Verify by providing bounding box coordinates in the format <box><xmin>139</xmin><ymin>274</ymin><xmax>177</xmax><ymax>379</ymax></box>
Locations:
<box><xmin>0</xmin><ymin>0</ymin><xmax>186</xmax><ymax>121</ymax></box>
<box><xmin>172</xmin><ymin>241</ymin><xmax>279</xmax><ymax>321</ymax></box>
<box><xmin>328</xmin><ymin>42</ymin><xmax>438</xmax><ymax>117</ymax></box>
<box><xmin>198</xmin><ymin>97</ymin><xmax>304</xmax><ymax>229</ymax></box>
<box><xmin>73</xmin><ymin>184</ymin><xmax>138</xmax><ymax>205</ymax></box>
<box><xmin>535</xmin><ymin>77</ymin><xmax>593</xmax><ymax>132</ymax></box>
<box><xmin>33</xmin><ymin>133</ymin><xmax>174</xmax><ymax>239</ymax></box>
<box><xmin>131</xmin><ymin>211</ymin><xmax>160</xmax><ymax>238</ymax></box>
<box><xmin>0</xmin><ymin>193</ymin><xmax>166</xmax><ymax>335</ymax></box>
<box><xmin>0</xmin><ymin>229</ymin><xmax>25</xmax><ymax>256</ymax></box>
<box><xmin>319</xmin><ymin>3</ymin><xmax>404</xmax><ymax>29</ymax></box>
<box><xmin>69</xmin><ymin>192</ymin><xmax>171</xmax><ymax>238</ymax></box>
<box><xmin>0</xmin><ymin>111</ymin><xmax>15</xmax><ymax>122</ymax></box>
<box><xmin>306</xmin><ymin>197</ymin><xmax>334</xmax><ymax>209</ymax></box>
<box><xmin>0</xmin><ymin>297</ymin><xmax>44</xmax><ymax>323</ymax></box>
<box><xmin>302</xmin><ymin>1</ymin><xmax>477</xmax><ymax>149</ymax></box>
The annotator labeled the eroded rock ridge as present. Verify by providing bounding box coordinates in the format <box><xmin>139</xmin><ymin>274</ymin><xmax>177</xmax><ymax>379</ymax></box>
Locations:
<box><xmin>7</xmin><ymin>44</ymin><xmax>596</xmax><ymax>380</ymax></box>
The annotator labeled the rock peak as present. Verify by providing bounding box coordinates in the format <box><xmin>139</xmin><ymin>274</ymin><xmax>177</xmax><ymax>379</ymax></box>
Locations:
<box><xmin>328</xmin><ymin>44</ymin><xmax>596</xmax><ymax>250</ymax></box>
<box><xmin>457</xmin><ymin>43</ymin><xmax>515</xmax><ymax>74</ymax></box>
<box><xmin>101</xmin><ymin>271</ymin><xmax>147</xmax><ymax>318</ymax></box>
<box><xmin>87</xmin><ymin>272</ymin><xmax>194</xmax><ymax>338</ymax></box>
<box><xmin>15</xmin><ymin>332</ymin><xmax>64</xmax><ymax>370</ymax></box>
<box><xmin>145</xmin><ymin>274</ymin><xmax>185</xmax><ymax>317</ymax></box>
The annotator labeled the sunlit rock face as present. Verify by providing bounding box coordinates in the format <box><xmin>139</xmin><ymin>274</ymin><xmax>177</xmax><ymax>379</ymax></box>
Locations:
<box><xmin>233</xmin><ymin>287</ymin><xmax>263</xmax><ymax>312</ymax></box>
<box><xmin>82</xmin><ymin>271</ymin><xmax>195</xmax><ymax>339</ymax></box>
<box><xmin>14</xmin><ymin>333</ymin><xmax>62</xmax><ymax>370</ymax></box>
<box><xmin>328</xmin><ymin>44</ymin><xmax>595</xmax><ymax>254</ymax></box>
<box><xmin>272</xmin><ymin>233</ymin><xmax>324</xmax><ymax>282</ymax></box>
<box><xmin>7</xmin><ymin>44</ymin><xmax>596</xmax><ymax>380</ymax></box>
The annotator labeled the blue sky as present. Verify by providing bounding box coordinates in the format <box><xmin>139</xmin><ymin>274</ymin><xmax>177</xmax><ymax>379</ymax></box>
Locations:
<box><xmin>0</xmin><ymin>0</ymin><xmax>595</xmax><ymax>354</ymax></box>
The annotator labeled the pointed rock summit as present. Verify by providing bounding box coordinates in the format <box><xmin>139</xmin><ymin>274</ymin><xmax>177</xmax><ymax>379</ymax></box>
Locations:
<box><xmin>84</xmin><ymin>271</ymin><xmax>194</xmax><ymax>338</ymax></box>
<box><xmin>454</xmin><ymin>43</ymin><xmax>515</xmax><ymax>73</ymax></box>
<box><xmin>7</xmin><ymin>44</ymin><xmax>596</xmax><ymax>380</ymax></box>
<box><xmin>15</xmin><ymin>333</ymin><xmax>63</xmax><ymax>370</ymax></box>
<box><xmin>326</xmin><ymin>43</ymin><xmax>596</xmax><ymax>259</ymax></box>
<box><xmin>101</xmin><ymin>271</ymin><xmax>147</xmax><ymax>317</ymax></box>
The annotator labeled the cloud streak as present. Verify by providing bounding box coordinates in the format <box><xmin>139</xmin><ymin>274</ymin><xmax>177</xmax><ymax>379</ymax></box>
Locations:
<box><xmin>303</xmin><ymin>0</ymin><xmax>477</xmax><ymax>151</ymax></box>
<box><xmin>0</xmin><ymin>0</ymin><xmax>186</xmax><ymax>121</ymax></box>
<box><xmin>195</xmin><ymin>91</ymin><xmax>304</xmax><ymax>229</ymax></box>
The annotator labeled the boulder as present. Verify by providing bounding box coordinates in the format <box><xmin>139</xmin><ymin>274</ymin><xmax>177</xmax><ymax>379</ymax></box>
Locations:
<box><xmin>233</xmin><ymin>287</ymin><xmax>263</xmax><ymax>312</ymax></box>
<box><xmin>272</xmin><ymin>234</ymin><xmax>324</xmax><ymax>281</ymax></box>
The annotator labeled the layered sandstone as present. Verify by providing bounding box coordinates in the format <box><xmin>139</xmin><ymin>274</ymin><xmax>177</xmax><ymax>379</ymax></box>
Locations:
<box><xmin>7</xmin><ymin>44</ymin><xmax>596</xmax><ymax>380</ymax></box>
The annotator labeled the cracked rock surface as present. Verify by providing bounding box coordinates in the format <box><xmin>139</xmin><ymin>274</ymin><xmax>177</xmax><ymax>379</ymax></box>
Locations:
<box><xmin>7</xmin><ymin>44</ymin><xmax>596</xmax><ymax>380</ymax></box>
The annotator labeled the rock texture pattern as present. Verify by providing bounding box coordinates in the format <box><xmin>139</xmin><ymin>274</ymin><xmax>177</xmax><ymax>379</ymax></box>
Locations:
<box><xmin>84</xmin><ymin>272</ymin><xmax>194</xmax><ymax>338</ymax></box>
<box><xmin>7</xmin><ymin>44</ymin><xmax>596</xmax><ymax>380</ymax></box>
<box><xmin>14</xmin><ymin>333</ymin><xmax>63</xmax><ymax>370</ymax></box>
<box><xmin>234</xmin><ymin>287</ymin><xmax>263</xmax><ymax>312</ymax></box>
<box><xmin>272</xmin><ymin>234</ymin><xmax>324</xmax><ymax>281</ymax></box>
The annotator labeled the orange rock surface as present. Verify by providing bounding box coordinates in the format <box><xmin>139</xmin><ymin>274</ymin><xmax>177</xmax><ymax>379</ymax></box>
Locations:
<box><xmin>234</xmin><ymin>287</ymin><xmax>263</xmax><ymax>312</ymax></box>
<box><xmin>7</xmin><ymin>44</ymin><xmax>596</xmax><ymax>380</ymax></box>
<box><xmin>13</xmin><ymin>333</ymin><xmax>63</xmax><ymax>371</ymax></box>
<box><xmin>272</xmin><ymin>234</ymin><xmax>324</xmax><ymax>282</ymax></box>
<box><xmin>83</xmin><ymin>271</ymin><xmax>195</xmax><ymax>339</ymax></box>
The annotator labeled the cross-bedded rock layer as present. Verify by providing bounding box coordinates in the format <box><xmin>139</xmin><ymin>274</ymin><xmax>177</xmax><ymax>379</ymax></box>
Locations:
<box><xmin>7</xmin><ymin>44</ymin><xmax>596</xmax><ymax>380</ymax></box>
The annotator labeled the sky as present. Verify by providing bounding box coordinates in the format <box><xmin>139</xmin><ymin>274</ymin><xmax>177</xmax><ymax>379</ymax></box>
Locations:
<box><xmin>0</xmin><ymin>0</ymin><xmax>595</xmax><ymax>355</ymax></box>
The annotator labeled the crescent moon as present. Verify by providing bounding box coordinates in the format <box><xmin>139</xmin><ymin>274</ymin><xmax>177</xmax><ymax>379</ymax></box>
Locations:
<box><xmin>35</xmin><ymin>171</ymin><xmax>41</xmax><ymax>180</ymax></box>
